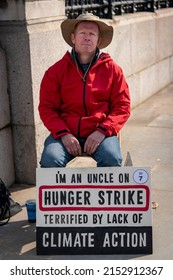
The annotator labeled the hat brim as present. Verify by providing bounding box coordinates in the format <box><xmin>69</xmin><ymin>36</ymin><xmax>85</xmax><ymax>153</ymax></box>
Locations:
<box><xmin>61</xmin><ymin>18</ymin><xmax>113</xmax><ymax>49</ymax></box>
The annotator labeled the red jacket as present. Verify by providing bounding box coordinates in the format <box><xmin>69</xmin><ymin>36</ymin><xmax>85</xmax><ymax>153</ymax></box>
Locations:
<box><xmin>39</xmin><ymin>51</ymin><xmax>130</xmax><ymax>139</ymax></box>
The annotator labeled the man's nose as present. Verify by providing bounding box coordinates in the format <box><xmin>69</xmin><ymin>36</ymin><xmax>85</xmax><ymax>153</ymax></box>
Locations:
<box><xmin>84</xmin><ymin>34</ymin><xmax>90</xmax><ymax>40</ymax></box>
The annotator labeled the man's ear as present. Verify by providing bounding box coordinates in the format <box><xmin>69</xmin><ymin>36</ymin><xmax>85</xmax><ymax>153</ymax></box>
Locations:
<box><xmin>71</xmin><ymin>33</ymin><xmax>75</xmax><ymax>44</ymax></box>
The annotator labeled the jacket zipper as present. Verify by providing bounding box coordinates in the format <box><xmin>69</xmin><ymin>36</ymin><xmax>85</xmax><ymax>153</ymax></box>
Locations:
<box><xmin>83</xmin><ymin>79</ymin><xmax>88</xmax><ymax>116</ymax></box>
<box><xmin>78</xmin><ymin>79</ymin><xmax>88</xmax><ymax>138</ymax></box>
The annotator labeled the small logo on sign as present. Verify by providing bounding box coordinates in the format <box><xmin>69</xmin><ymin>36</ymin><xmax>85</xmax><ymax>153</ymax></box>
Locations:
<box><xmin>133</xmin><ymin>169</ymin><xmax>149</xmax><ymax>184</ymax></box>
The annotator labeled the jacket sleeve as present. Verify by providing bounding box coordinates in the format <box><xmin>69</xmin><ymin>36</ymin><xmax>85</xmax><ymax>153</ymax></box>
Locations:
<box><xmin>38</xmin><ymin>64</ymin><xmax>70</xmax><ymax>139</ymax></box>
<box><xmin>97</xmin><ymin>63</ymin><xmax>130</xmax><ymax>136</ymax></box>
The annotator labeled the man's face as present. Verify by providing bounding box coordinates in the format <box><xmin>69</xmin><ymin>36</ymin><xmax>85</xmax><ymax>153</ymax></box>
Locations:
<box><xmin>71</xmin><ymin>21</ymin><xmax>100</xmax><ymax>55</ymax></box>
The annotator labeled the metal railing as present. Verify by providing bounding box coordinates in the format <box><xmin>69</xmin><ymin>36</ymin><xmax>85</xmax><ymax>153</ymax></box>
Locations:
<box><xmin>65</xmin><ymin>0</ymin><xmax>173</xmax><ymax>19</ymax></box>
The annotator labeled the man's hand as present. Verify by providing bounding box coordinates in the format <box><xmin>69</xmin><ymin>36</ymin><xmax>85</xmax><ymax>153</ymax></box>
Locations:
<box><xmin>61</xmin><ymin>134</ymin><xmax>82</xmax><ymax>156</ymax></box>
<box><xmin>84</xmin><ymin>131</ymin><xmax>105</xmax><ymax>155</ymax></box>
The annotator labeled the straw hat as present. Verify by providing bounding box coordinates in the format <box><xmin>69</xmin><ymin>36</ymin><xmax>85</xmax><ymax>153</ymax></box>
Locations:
<box><xmin>61</xmin><ymin>13</ymin><xmax>113</xmax><ymax>49</ymax></box>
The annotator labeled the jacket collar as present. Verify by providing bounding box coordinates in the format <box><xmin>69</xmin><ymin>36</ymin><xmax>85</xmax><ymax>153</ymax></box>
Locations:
<box><xmin>71</xmin><ymin>48</ymin><xmax>100</xmax><ymax>73</ymax></box>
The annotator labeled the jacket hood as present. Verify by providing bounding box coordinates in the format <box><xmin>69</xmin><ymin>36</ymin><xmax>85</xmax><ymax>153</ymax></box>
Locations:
<box><xmin>63</xmin><ymin>51</ymin><xmax>113</xmax><ymax>67</ymax></box>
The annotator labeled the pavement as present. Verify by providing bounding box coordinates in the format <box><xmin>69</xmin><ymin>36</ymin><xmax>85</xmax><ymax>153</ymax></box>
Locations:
<box><xmin>0</xmin><ymin>83</ymin><xmax>173</xmax><ymax>260</ymax></box>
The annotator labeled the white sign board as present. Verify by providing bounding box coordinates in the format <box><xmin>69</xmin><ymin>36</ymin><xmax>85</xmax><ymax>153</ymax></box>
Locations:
<box><xmin>36</xmin><ymin>167</ymin><xmax>152</xmax><ymax>255</ymax></box>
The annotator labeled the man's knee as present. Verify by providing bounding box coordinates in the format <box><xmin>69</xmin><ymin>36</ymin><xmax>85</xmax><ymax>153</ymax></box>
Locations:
<box><xmin>40</xmin><ymin>152</ymin><xmax>66</xmax><ymax>167</ymax></box>
<box><xmin>97</xmin><ymin>151</ymin><xmax>122</xmax><ymax>167</ymax></box>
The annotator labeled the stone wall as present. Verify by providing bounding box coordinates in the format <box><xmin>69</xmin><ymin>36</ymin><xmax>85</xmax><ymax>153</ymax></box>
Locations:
<box><xmin>0</xmin><ymin>48</ymin><xmax>15</xmax><ymax>186</ymax></box>
<box><xmin>0</xmin><ymin>1</ymin><xmax>173</xmax><ymax>186</ymax></box>
<box><xmin>109</xmin><ymin>10</ymin><xmax>173</xmax><ymax>108</ymax></box>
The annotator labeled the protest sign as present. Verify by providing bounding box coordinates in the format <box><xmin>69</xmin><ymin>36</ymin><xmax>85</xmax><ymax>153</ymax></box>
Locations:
<box><xmin>36</xmin><ymin>167</ymin><xmax>152</xmax><ymax>255</ymax></box>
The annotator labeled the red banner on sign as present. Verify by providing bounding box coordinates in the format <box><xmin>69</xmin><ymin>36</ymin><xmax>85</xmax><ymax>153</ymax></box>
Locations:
<box><xmin>39</xmin><ymin>185</ymin><xmax>150</xmax><ymax>212</ymax></box>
